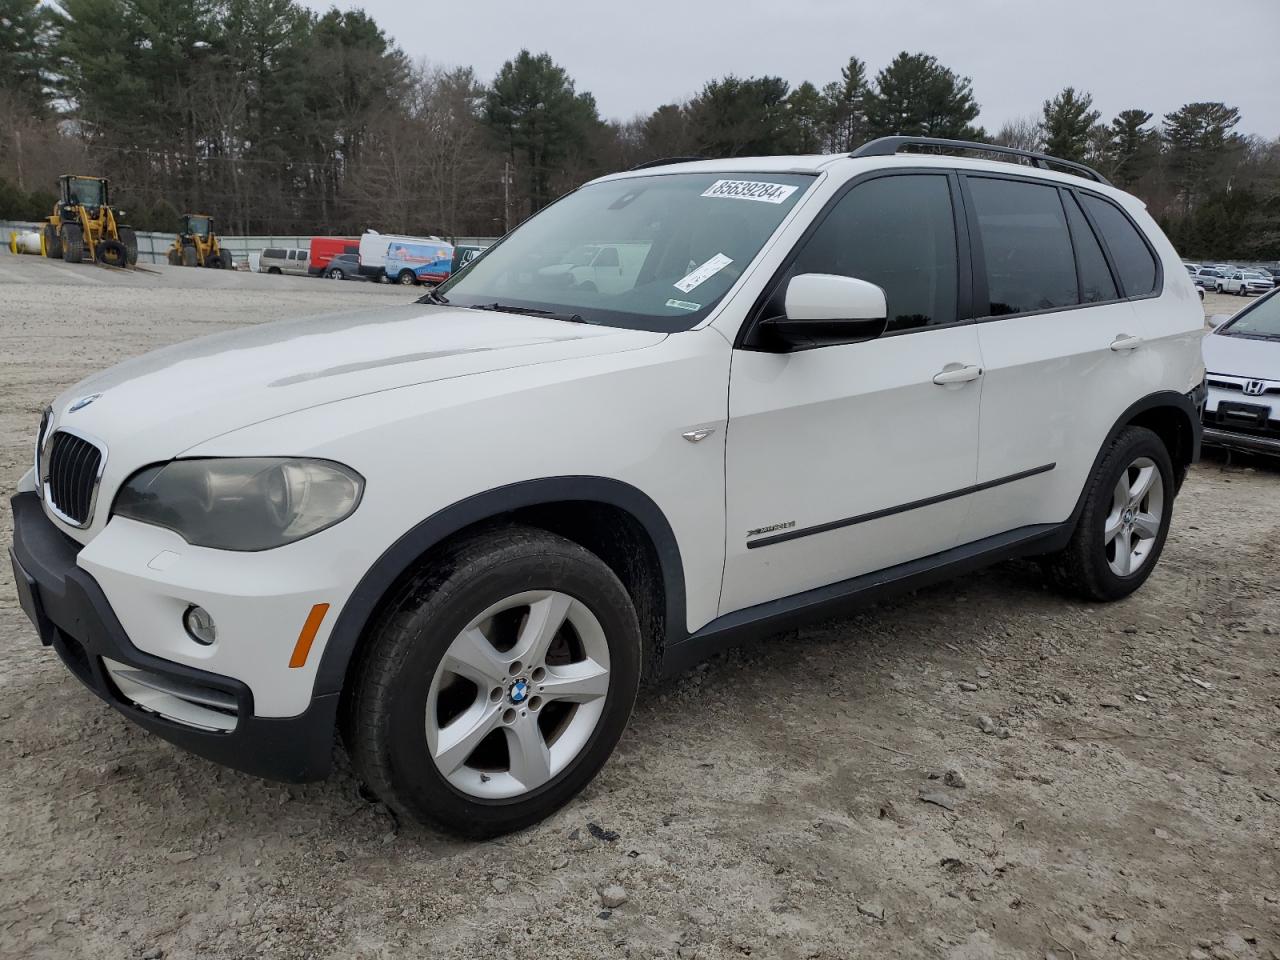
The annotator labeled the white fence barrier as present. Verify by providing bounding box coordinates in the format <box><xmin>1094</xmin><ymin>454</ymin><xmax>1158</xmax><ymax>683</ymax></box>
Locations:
<box><xmin>2</xmin><ymin>221</ymin><xmax>497</xmax><ymax>270</ymax></box>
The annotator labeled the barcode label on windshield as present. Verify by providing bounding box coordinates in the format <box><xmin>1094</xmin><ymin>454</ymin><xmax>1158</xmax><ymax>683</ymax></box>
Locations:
<box><xmin>674</xmin><ymin>253</ymin><xmax>733</xmax><ymax>293</ymax></box>
<box><xmin>701</xmin><ymin>180</ymin><xmax>798</xmax><ymax>204</ymax></box>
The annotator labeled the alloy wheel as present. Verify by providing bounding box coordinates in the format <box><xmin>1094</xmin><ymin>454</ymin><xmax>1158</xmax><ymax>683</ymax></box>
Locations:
<box><xmin>1104</xmin><ymin>456</ymin><xmax>1164</xmax><ymax>577</ymax></box>
<box><xmin>426</xmin><ymin>590</ymin><xmax>611</xmax><ymax>799</ymax></box>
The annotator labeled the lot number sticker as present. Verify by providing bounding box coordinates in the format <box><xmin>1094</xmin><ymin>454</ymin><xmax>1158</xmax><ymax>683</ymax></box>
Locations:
<box><xmin>674</xmin><ymin>253</ymin><xmax>733</xmax><ymax>293</ymax></box>
<box><xmin>701</xmin><ymin>179</ymin><xmax>798</xmax><ymax>204</ymax></box>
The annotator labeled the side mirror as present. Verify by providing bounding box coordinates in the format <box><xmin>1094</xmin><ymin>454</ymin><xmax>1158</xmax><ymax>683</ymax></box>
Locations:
<box><xmin>757</xmin><ymin>274</ymin><xmax>889</xmax><ymax>351</ymax></box>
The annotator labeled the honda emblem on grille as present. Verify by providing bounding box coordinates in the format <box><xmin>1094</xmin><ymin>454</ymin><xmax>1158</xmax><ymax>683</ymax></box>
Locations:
<box><xmin>1243</xmin><ymin>380</ymin><xmax>1267</xmax><ymax>396</ymax></box>
<box><xmin>67</xmin><ymin>393</ymin><xmax>101</xmax><ymax>412</ymax></box>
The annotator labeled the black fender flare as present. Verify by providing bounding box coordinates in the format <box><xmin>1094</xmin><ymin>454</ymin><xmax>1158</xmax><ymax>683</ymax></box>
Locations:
<box><xmin>312</xmin><ymin>476</ymin><xmax>688</xmax><ymax>697</ymax></box>
<box><xmin>1068</xmin><ymin>388</ymin><xmax>1201</xmax><ymax>526</ymax></box>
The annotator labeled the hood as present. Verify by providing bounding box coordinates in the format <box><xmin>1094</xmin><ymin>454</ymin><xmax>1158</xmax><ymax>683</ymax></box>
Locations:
<box><xmin>48</xmin><ymin>303</ymin><xmax>664</xmax><ymax>460</ymax></box>
<box><xmin>1203</xmin><ymin>329</ymin><xmax>1280</xmax><ymax>381</ymax></box>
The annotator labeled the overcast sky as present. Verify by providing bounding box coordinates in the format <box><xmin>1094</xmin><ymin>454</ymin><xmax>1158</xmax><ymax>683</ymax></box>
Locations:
<box><xmin>301</xmin><ymin>0</ymin><xmax>1280</xmax><ymax>137</ymax></box>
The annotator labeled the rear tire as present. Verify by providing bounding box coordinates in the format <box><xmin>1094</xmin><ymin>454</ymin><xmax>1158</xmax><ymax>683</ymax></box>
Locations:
<box><xmin>327</xmin><ymin>268</ymin><xmax>344</xmax><ymax>279</ymax></box>
<box><xmin>1041</xmin><ymin>426</ymin><xmax>1174</xmax><ymax>601</ymax></box>
<box><xmin>42</xmin><ymin>222</ymin><xmax>62</xmax><ymax>260</ymax></box>
<box><xmin>61</xmin><ymin>224</ymin><xmax>83</xmax><ymax>263</ymax></box>
<box><xmin>345</xmin><ymin>526</ymin><xmax>642</xmax><ymax>838</ymax></box>
<box><xmin>397</xmin><ymin>269</ymin><xmax>417</xmax><ymax>286</ymax></box>
<box><xmin>168</xmin><ymin>247</ymin><xmax>182</xmax><ymax>266</ymax></box>
<box><xmin>268</xmin><ymin>267</ymin><xmax>281</xmax><ymax>275</ymax></box>
<box><xmin>218</xmin><ymin>251</ymin><xmax>234</xmax><ymax>270</ymax></box>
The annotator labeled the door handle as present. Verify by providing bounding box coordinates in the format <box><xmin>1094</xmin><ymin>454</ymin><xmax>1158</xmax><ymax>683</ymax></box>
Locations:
<box><xmin>1110</xmin><ymin>334</ymin><xmax>1144</xmax><ymax>352</ymax></box>
<box><xmin>932</xmin><ymin>364</ymin><xmax>983</xmax><ymax>385</ymax></box>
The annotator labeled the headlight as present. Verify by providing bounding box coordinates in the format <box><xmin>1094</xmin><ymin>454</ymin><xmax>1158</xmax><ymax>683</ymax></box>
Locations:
<box><xmin>114</xmin><ymin>458</ymin><xmax>364</xmax><ymax>551</ymax></box>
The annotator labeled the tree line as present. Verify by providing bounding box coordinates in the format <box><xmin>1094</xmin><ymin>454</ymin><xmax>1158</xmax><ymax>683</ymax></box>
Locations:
<box><xmin>1</xmin><ymin>0</ymin><xmax>1276</xmax><ymax>259</ymax></box>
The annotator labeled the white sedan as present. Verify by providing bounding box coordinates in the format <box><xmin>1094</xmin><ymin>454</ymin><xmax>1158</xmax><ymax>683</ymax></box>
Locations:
<box><xmin>1203</xmin><ymin>288</ymin><xmax>1280</xmax><ymax>456</ymax></box>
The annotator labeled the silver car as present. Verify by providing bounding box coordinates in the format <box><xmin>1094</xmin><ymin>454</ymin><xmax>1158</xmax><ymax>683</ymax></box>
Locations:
<box><xmin>257</xmin><ymin>247</ymin><xmax>310</xmax><ymax>276</ymax></box>
<box><xmin>1202</xmin><ymin>288</ymin><xmax>1280</xmax><ymax>456</ymax></box>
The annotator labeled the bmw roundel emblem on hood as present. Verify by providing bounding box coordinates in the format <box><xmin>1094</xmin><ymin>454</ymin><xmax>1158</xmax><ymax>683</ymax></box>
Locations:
<box><xmin>67</xmin><ymin>393</ymin><xmax>101</xmax><ymax>413</ymax></box>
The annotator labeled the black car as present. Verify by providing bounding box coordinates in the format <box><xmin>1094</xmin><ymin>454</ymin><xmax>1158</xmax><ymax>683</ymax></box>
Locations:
<box><xmin>324</xmin><ymin>253</ymin><xmax>364</xmax><ymax>281</ymax></box>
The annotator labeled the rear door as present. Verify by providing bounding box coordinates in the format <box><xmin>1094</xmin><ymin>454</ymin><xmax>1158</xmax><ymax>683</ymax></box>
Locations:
<box><xmin>957</xmin><ymin>174</ymin><xmax>1156</xmax><ymax>543</ymax></box>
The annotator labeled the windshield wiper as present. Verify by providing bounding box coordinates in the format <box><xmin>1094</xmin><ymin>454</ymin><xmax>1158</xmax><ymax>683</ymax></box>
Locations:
<box><xmin>468</xmin><ymin>302</ymin><xmax>588</xmax><ymax>323</ymax></box>
<box><xmin>416</xmin><ymin>289</ymin><xmax>449</xmax><ymax>305</ymax></box>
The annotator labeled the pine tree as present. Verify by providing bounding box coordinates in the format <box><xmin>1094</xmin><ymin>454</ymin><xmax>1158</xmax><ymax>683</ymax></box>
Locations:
<box><xmin>1041</xmin><ymin>87</ymin><xmax>1100</xmax><ymax>163</ymax></box>
<box><xmin>820</xmin><ymin>56</ymin><xmax>869</xmax><ymax>152</ymax></box>
<box><xmin>865</xmin><ymin>52</ymin><xmax>982</xmax><ymax>141</ymax></box>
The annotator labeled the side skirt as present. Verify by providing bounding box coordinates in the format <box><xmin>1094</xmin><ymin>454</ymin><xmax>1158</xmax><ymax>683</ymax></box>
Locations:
<box><xmin>659</xmin><ymin>521</ymin><xmax>1070</xmax><ymax>678</ymax></box>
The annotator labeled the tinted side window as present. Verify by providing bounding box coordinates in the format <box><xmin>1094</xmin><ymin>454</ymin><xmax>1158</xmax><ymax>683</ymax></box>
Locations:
<box><xmin>1062</xmin><ymin>192</ymin><xmax>1118</xmax><ymax>303</ymax></box>
<box><xmin>781</xmin><ymin>174</ymin><xmax>957</xmax><ymax>333</ymax></box>
<box><xmin>263</xmin><ymin>248</ymin><xmax>284</xmax><ymax>258</ymax></box>
<box><xmin>968</xmin><ymin>177</ymin><xmax>1077</xmax><ymax>316</ymax></box>
<box><xmin>1080</xmin><ymin>194</ymin><xmax>1158</xmax><ymax>297</ymax></box>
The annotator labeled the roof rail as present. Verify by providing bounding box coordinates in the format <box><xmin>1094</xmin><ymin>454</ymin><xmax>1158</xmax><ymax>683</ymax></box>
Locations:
<box><xmin>850</xmin><ymin>136</ymin><xmax>1111</xmax><ymax>186</ymax></box>
<box><xmin>629</xmin><ymin>156</ymin><xmax>705</xmax><ymax>171</ymax></box>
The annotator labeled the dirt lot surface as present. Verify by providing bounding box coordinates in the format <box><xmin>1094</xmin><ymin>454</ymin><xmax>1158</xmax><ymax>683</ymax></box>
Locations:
<box><xmin>1</xmin><ymin>256</ymin><xmax>1277</xmax><ymax>960</ymax></box>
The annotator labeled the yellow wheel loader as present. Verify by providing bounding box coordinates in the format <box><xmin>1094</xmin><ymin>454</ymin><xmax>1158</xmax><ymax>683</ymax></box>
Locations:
<box><xmin>42</xmin><ymin>175</ymin><xmax>137</xmax><ymax>267</ymax></box>
<box><xmin>167</xmin><ymin>214</ymin><xmax>233</xmax><ymax>268</ymax></box>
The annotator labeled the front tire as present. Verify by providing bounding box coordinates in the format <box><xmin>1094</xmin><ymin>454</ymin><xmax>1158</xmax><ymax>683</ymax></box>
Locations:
<box><xmin>119</xmin><ymin>227</ymin><xmax>138</xmax><ymax>265</ymax></box>
<box><xmin>345</xmin><ymin>527</ymin><xmax>641</xmax><ymax>838</ymax></box>
<box><xmin>61</xmin><ymin>224</ymin><xmax>83</xmax><ymax>263</ymax></box>
<box><xmin>327</xmin><ymin>268</ymin><xmax>344</xmax><ymax>279</ymax></box>
<box><xmin>397</xmin><ymin>269</ymin><xmax>417</xmax><ymax>285</ymax></box>
<box><xmin>1042</xmin><ymin>426</ymin><xmax>1174</xmax><ymax>601</ymax></box>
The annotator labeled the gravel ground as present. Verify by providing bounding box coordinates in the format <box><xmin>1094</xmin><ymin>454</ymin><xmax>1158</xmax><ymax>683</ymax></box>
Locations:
<box><xmin>1</xmin><ymin>256</ymin><xmax>1278</xmax><ymax>960</ymax></box>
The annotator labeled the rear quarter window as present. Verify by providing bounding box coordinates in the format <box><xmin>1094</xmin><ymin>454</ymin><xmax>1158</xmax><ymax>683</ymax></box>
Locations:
<box><xmin>263</xmin><ymin>248</ymin><xmax>284</xmax><ymax>258</ymax></box>
<box><xmin>1080</xmin><ymin>195</ymin><xmax>1159</xmax><ymax>298</ymax></box>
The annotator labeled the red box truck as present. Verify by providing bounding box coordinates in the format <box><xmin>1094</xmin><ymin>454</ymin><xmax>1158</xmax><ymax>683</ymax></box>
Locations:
<box><xmin>308</xmin><ymin>237</ymin><xmax>359</xmax><ymax>276</ymax></box>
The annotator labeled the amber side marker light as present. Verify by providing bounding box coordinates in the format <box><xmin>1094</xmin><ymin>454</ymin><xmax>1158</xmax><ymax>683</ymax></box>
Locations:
<box><xmin>289</xmin><ymin>603</ymin><xmax>331</xmax><ymax>668</ymax></box>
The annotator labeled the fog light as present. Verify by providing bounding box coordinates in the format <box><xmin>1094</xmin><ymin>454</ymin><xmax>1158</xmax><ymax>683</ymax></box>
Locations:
<box><xmin>183</xmin><ymin>605</ymin><xmax>217</xmax><ymax>646</ymax></box>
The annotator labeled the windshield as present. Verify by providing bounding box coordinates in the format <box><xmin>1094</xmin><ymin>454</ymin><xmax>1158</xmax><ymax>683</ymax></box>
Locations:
<box><xmin>1221</xmin><ymin>290</ymin><xmax>1280</xmax><ymax>339</ymax></box>
<box><xmin>434</xmin><ymin>172</ymin><xmax>815</xmax><ymax>332</ymax></box>
<box><xmin>187</xmin><ymin>216</ymin><xmax>211</xmax><ymax>237</ymax></box>
<box><xmin>68</xmin><ymin>179</ymin><xmax>105</xmax><ymax>206</ymax></box>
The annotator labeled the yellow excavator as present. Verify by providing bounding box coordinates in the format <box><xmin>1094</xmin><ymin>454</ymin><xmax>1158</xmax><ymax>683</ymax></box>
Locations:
<box><xmin>168</xmin><ymin>213</ymin><xmax>232</xmax><ymax>268</ymax></box>
<box><xmin>42</xmin><ymin>175</ymin><xmax>137</xmax><ymax>267</ymax></box>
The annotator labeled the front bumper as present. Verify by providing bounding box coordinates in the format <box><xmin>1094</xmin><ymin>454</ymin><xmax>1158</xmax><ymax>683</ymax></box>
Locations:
<box><xmin>8</xmin><ymin>492</ymin><xmax>337</xmax><ymax>782</ymax></box>
<box><xmin>1202</xmin><ymin>380</ymin><xmax>1280</xmax><ymax>458</ymax></box>
<box><xmin>1202</xmin><ymin>426</ymin><xmax>1280</xmax><ymax>457</ymax></box>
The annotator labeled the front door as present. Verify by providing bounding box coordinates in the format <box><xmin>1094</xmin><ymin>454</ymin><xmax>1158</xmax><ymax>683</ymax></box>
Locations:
<box><xmin>721</xmin><ymin>172</ymin><xmax>984</xmax><ymax>614</ymax></box>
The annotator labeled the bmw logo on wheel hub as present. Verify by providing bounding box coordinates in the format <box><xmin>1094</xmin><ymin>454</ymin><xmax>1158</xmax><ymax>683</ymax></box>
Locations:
<box><xmin>508</xmin><ymin>678</ymin><xmax>530</xmax><ymax>705</ymax></box>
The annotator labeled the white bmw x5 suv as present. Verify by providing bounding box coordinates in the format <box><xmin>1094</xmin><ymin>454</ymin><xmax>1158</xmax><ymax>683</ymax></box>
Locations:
<box><xmin>10</xmin><ymin>138</ymin><xmax>1206</xmax><ymax>836</ymax></box>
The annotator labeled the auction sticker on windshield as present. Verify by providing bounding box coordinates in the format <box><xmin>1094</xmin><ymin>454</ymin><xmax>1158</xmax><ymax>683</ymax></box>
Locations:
<box><xmin>701</xmin><ymin>179</ymin><xmax>799</xmax><ymax>204</ymax></box>
<box><xmin>675</xmin><ymin>253</ymin><xmax>733</xmax><ymax>293</ymax></box>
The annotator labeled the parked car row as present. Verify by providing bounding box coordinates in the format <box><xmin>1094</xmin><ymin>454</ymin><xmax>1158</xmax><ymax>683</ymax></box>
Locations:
<box><xmin>1185</xmin><ymin>261</ymin><xmax>1280</xmax><ymax>297</ymax></box>
<box><xmin>258</xmin><ymin>232</ymin><xmax>490</xmax><ymax>286</ymax></box>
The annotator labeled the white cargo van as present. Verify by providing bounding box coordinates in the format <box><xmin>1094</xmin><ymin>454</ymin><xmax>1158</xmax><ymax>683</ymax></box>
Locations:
<box><xmin>358</xmin><ymin>230</ymin><xmax>446</xmax><ymax>282</ymax></box>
